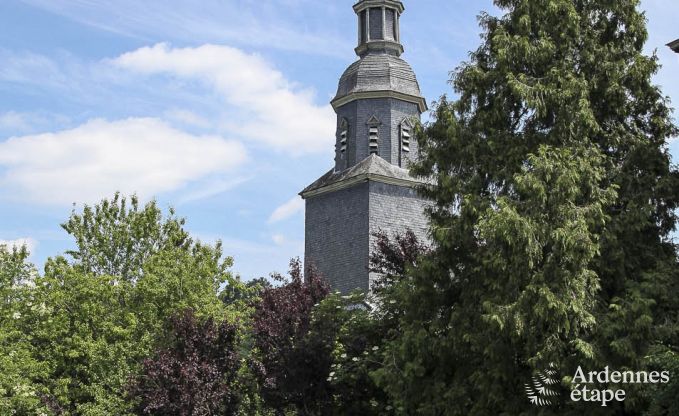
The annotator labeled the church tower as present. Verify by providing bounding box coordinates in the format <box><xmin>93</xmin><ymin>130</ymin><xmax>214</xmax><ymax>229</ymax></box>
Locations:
<box><xmin>301</xmin><ymin>0</ymin><xmax>429</xmax><ymax>294</ymax></box>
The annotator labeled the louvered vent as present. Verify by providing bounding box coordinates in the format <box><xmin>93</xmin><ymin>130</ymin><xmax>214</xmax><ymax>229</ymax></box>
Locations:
<box><xmin>340</xmin><ymin>128</ymin><xmax>348</xmax><ymax>153</ymax></box>
<box><xmin>401</xmin><ymin>125</ymin><xmax>410</xmax><ymax>153</ymax></box>
<box><xmin>369</xmin><ymin>126</ymin><xmax>379</xmax><ymax>154</ymax></box>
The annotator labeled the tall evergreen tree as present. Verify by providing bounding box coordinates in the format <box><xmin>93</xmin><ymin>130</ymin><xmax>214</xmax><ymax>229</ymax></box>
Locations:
<box><xmin>375</xmin><ymin>0</ymin><xmax>679</xmax><ymax>414</ymax></box>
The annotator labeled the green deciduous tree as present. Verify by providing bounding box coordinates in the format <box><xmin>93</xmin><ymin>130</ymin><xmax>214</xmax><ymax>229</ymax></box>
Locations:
<box><xmin>3</xmin><ymin>195</ymin><xmax>238</xmax><ymax>414</ymax></box>
<box><xmin>314</xmin><ymin>291</ymin><xmax>395</xmax><ymax>416</ymax></box>
<box><xmin>0</xmin><ymin>244</ymin><xmax>51</xmax><ymax>414</ymax></box>
<box><xmin>61</xmin><ymin>193</ymin><xmax>191</xmax><ymax>282</ymax></box>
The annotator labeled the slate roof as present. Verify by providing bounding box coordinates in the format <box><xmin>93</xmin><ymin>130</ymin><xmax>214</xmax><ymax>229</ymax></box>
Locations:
<box><xmin>300</xmin><ymin>154</ymin><xmax>428</xmax><ymax>197</ymax></box>
<box><xmin>669</xmin><ymin>39</ymin><xmax>679</xmax><ymax>53</ymax></box>
<box><xmin>334</xmin><ymin>54</ymin><xmax>423</xmax><ymax>101</ymax></box>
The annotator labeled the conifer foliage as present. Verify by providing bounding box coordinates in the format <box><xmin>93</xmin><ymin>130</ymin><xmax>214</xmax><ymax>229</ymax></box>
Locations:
<box><xmin>374</xmin><ymin>0</ymin><xmax>679</xmax><ymax>414</ymax></box>
<box><xmin>1</xmin><ymin>1</ymin><xmax>677</xmax><ymax>414</ymax></box>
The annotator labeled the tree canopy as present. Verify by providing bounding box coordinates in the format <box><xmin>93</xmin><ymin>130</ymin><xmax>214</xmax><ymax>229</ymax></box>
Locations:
<box><xmin>372</xmin><ymin>0</ymin><xmax>679</xmax><ymax>414</ymax></box>
<box><xmin>1</xmin><ymin>1</ymin><xmax>677</xmax><ymax>415</ymax></box>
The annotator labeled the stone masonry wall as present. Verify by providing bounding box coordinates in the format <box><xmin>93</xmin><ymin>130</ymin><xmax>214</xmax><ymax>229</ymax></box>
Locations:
<box><xmin>304</xmin><ymin>182</ymin><xmax>370</xmax><ymax>294</ymax></box>
<box><xmin>334</xmin><ymin>98</ymin><xmax>420</xmax><ymax>172</ymax></box>
<box><xmin>305</xmin><ymin>179</ymin><xmax>430</xmax><ymax>294</ymax></box>
<box><xmin>367</xmin><ymin>181</ymin><xmax>430</xmax><ymax>287</ymax></box>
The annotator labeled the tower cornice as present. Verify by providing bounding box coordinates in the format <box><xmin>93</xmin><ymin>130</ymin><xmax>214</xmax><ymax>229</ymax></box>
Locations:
<box><xmin>354</xmin><ymin>40</ymin><xmax>404</xmax><ymax>57</ymax></box>
<box><xmin>353</xmin><ymin>0</ymin><xmax>404</xmax><ymax>14</ymax></box>
<box><xmin>331</xmin><ymin>90</ymin><xmax>428</xmax><ymax>113</ymax></box>
<box><xmin>300</xmin><ymin>154</ymin><xmax>428</xmax><ymax>199</ymax></box>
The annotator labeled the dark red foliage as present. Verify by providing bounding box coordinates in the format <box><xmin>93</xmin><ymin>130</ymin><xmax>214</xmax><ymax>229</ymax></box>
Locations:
<box><xmin>369</xmin><ymin>229</ymin><xmax>429</xmax><ymax>291</ymax></box>
<box><xmin>251</xmin><ymin>258</ymin><xmax>330</xmax><ymax>414</ymax></box>
<box><xmin>129</xmin><ymin>309</ymin><xmax>240</xmax><ymax>416</ymax></box>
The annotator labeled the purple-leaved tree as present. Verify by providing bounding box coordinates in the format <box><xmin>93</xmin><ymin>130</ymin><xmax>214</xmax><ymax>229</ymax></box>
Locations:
<box><xmin>250</xmin><ymin>258</ymin><xmax>330</xmax><ymax>415</ymax></box>
<box><xmin>129</xmin><ymin>309</ymin><xmax>241</xmax><ymax>415</ymax></box>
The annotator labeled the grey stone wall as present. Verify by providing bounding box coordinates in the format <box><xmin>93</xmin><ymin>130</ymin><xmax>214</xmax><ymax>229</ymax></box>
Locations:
<box><xmin>334</xmin><ymin>98</ymin><xmax>420</xmax><ymax>172</ymax></box>
<box><xmin>387</xmin><ymin>99</ymin><xmax>420</xmax><ymax>169</ymax></box>
<box><xmin>305</xmin><ymin>179</ymin><xmax>430</xmax><ymax>294</ymax></box>
<box><xmin>368</xmin><ymin>181</ymin><xmax>429</xmax><ymax>245</ymax></box>
<box><xmin>304</xmin><ymin>182</ymin><xmax>370</xmax><ymax>294</ymax></box>
<box><xmin>368</xmin><ymin>181</ymin><xmax>430</xmax><ymax>288</ymax></box>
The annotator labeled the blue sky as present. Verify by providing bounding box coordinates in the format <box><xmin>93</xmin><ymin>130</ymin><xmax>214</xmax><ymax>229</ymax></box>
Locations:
<box><xmin>1</xmin><ymin>0</ymin><xmax>678</xmax><ymax>280</ymax></box>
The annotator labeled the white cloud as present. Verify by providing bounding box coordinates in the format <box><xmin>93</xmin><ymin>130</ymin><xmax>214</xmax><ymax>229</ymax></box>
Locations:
<box><xmin>0</xmin><ymin>238</ymin><xmax>37</xmax><ymax>254</ymax></box>
<box><xmin>0</xmin><ymin>117</ymin><xmax>247</xmax><ymax>205</ymax></box>
<box><xmin>268</xmin><ymin>196</ymin><xmax>304</xmax><ymax>223</ymax></box>
<box><xmin>113</xmin><ymin>43</ymin><xmax>335</xmax><ymax>154</ymax></box>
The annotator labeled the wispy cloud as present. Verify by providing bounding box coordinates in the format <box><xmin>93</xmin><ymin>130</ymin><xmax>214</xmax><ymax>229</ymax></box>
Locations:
<box><xmin>0</xmin><ymin>49</ymin><xmax>66</xmax><ymax>87</ymax></box>
<box><xmin>0</xmin><ymin>117</ymin><xmax>247</xmax><ymax>205</ymax></box>
<box><xmin>271</xmin><ymin>233</ymin><xmax>304</xmax><ymax>250</ymax></box>
<box><xmin>178</xmin><ymin>176</ymin><xmax>252</xmax><ymax>204</ymax></box>
<box><xmin>164</xmin><ymin>109</ymin><xmax>211</xmax><ymax>129</ymax></box>
<box><xmin>268</xmin><ymin>196</ymin><xmax>304</xmax><ymax>224</ymax></box>
<box><xmin>19</xmin><ymin>0</ymin><xmax>352</xmax><ymax>57</ymax></box>
<box><xmin>0</xmin><ymin>111</ymin><xmax>72</xmax><ymax>136</ymax></box>
<box><xmin>0</xmin><ymin>112</ymin><xmax>32</xmax><ymax>132</ymax></box>
<box><xmin>271</xmin><ymin>234</ymin><xmax>287</xmax><ymax>246</ymax></box>
<box><xmin>113</xmin><ymin>43</ymin><xmax>335</xmax><ymax>154</ymax></box>
<box><xmin>0</xmin><ymin>48</ymin><xmax>170</xmax><ymax>115</ymax></box>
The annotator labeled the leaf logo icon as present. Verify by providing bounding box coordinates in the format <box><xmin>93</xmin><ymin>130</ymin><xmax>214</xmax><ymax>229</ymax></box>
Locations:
<box><xmin>525</xmin><ymin>363</ymin><xmax>559</xmax><ymax>406</ymax></box>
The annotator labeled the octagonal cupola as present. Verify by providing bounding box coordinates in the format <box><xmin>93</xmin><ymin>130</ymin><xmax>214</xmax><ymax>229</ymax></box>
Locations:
<box><xmin>354</xmin><ymin>0</ymin><xmax>405</xmax><ymax>57</ymax></box>
<box><xmin>330</xmin><ymin>0</ymin><xmax>426</xmax><ymax>173</ymax></box>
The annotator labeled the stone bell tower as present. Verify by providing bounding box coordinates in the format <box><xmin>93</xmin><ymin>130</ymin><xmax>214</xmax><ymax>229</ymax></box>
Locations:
<box><xmin>301</xmin><ymin>0</ymin><xmax>429</xmax><ymax>294</ymax></box>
